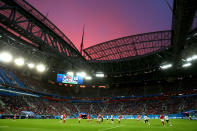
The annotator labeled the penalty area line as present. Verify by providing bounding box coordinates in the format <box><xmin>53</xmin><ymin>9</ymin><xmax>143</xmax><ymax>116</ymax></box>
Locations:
<box><xmin>98</xmin><ymin>126</ymin><xmax>121</xmax><ymax>131</ymax></box>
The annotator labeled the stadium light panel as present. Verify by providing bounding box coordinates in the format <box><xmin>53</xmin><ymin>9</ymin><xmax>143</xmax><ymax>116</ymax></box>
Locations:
<box><xmin>186</xmin><ymin>37</ymin><xmax>191</xmax><ymax>40</ymax></box>
<box><xmin>14</xmin><ymin>58</ymin><xmax>25</xmax><ymax>66</ymax></box>
<box><xmin>186</xmin><ymin>55</ymin><xmax>197</xmax><ymax>62</ymax></box>
<box><xmin>96</xmin><ymin>73</ymin><xmax>104</xmax><ymax>77</ymax></box>
<box><xmin>186</xmin><ymin>57</ymin><xmax>192</xmax><ymax>62</ymax></box>
<box><xmin>85</xmin><ymin>76</ymin><xmax>92</xmax><ymax>80</ymax></box>
<box><xmin>192</xmin><ymin>55</ymin><xmax>197</xmax><ymax>60</ymax></box>
<box><xmin>160</xmin><ymin>64</ymin><xmax>172</xmax><ymax>69</ymax></box>
<box><xmin>28</xmin><ymin>63</ymin><xmax>35</xmax><ymax>69</ymax></box>
<box><xmin>0</xmin><ymin>52</ymin><xmax>12</xmax><ymax>63</ymax></box>
<box><xmin>182</xmin><ymin>63</ymin><xmax>191</xmax><ymax>67</ymax></box>
<box><xmin>36</xmin><ymin>64</ymin><xmax>46</xmax><ymax>72</ymax></box>
<box><xmin>77</xmin><ymin>72</ymin><xmax>86</xmax><ymax>77</ymax></box>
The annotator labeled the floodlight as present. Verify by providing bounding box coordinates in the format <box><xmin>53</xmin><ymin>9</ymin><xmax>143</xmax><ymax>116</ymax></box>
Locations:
<box><xmin>28</xmin><ymin>63</ymin><xmax>35</xmax><ymax>69</ymax></box>
<box><xmin>192</xmin><ymin>55</ymin><xmax>197</xmax><ymax>60</ymax></box>
<box><xmin>14</xmin><ymin>58</ymin><xmax>25</xmax><ymax>66</ymax></box>
<box><xmin>85</xmin><ymin>76</ymin><xmax>92</xmax><ymax>80</ymax></box>
<box><xmin>96</xmin><ymin>73</ymin><xmax>104</xmax><ymax>77</ymax></box>
<box><xmin>160</xmin><ymin>64</ymin><xmax>172</xmax><ymax>69</ymax></box>
<box><xmin>77</xmin><ymin>72</ymin><xmax>86</xmax><ymax>77</ymax></box>
<box><xmin>186</xmin><ymin>55</ymin><xmax>197</xmax><ymax>62</ymax></box>
<box><xmin>0</xmin><ymin>52</ymin><xmax>12</xmax><ymax>63</ymax></box>
<box><xmin>182</xmin><ymin>63</ymin><xmax>191</xmax><ymax>67</ymax></box>
<box><xmin>186</xmin><ymin>57</ymin><xmax>192</xmax><ymax>62</ymax></box>
<box><xmin>186</xmin><ymin>37</ymin><xmax>191</xmax><ymax>40</ymax></box>
<box><xmin>36</xmin><ymin>64</ymin><xmax>46</xmax><ymax>72</ymax></box>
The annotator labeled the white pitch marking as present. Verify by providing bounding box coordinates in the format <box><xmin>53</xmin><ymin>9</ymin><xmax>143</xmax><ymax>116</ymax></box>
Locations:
<box><xmin>98</xmin><ymin>126</ymin><xmax>121</xmax><ymax>131</ymax></box>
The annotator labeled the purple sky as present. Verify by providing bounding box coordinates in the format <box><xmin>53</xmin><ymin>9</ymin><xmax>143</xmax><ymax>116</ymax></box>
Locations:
<box><xmin>26</xmin><ymin>0</ymin><xmax>173</xmax><ymax>50</ymax></box>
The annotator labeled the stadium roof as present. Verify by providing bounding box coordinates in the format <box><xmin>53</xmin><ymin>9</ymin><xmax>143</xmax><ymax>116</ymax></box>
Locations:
<box><xmin>83</xmin><ymin>30</ymin><xmax>171</xmax><ymax>61</ymax></box>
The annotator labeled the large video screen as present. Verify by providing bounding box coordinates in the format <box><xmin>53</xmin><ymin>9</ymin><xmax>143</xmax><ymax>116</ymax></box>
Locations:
<box><xmin>56</xmin><ymin>73</ymin><xmax>83</xmax><ymax>85</ymax></box>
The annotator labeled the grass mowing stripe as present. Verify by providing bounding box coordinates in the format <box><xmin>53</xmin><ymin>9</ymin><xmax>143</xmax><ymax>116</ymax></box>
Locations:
<box><xmin>0</xmin><ymin>126</ymin><xmax>9</xmax><ymax>128</ymax></box>
<box><xmin>98</xmin><ymin>126</ymin><xmax>121</xmax><ymax>131</ymax></box>
<box><xmin>0</xmin><ymin>119</ymin><xmax>197</xmax><ymax>131</ymax></box>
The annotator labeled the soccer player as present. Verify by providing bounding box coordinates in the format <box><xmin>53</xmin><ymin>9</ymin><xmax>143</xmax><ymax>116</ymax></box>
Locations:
<box><xmin>101</xmin><ymin>115</ymin><xmax>104</xmax><ymax>122</ymax></box>
<box><xmin>14</xmin><ymin>114</ymin><xmax>16</xmax><ymax>120</ymax></box>
<box><xmin>91</xmin><ymin>114</ymin><xmax>93</xmax><ymax>120</ymax></box>
<box><xmin>111</xmin><ymin>115</ymin><xmax>114</xmax><ymax>124</ymax></box>
<box><xmin>144</xmin><ymin>115</ymin><xmax>150</xmax><ymax>125</ymax></box>
<box><xmin>118</xmin><ymin>115</ymin><xmax>121</xmax><ymax>124</ymax></box>
<box><xmin>87</xmin><ymin>114</ymin><xmax>90</xmax><ymax>122</ymax></box>
<box><xmin>106</xmin><ymin>115</ymin><xmax>109</xmax><ymax>121</ymax></box>
<box><xmin>97</xmin><ymin>114</ymin><xmax>101</xmax><ymax>124</ymax></box>
<box><xmin>78</xmin><ymin>113</ymin><xmax>82</xmax><ymax>123</ymax></box>
<box><xmin>60</xmin><ymin>115</ymin><xmax>63</xmax><ymax>120</ymax></box>
<box><xmin>26</xmin><ymin>114</ymin><xmax>28</xmax><ymax>119</ymax></box>
<box><xmin>160</xmin><ymin>114</ymin><xmax>165</xmax><ymax>126</ymax></box>
<box><xmin>137</xmin><ymin>114</ymin><xmax>141</xmax><ymax>121</ymax></box>
<box><xmin>189</xmin><ymin>115</ymin><xmax>192</xmax><ymax>120</ymax></box>
<box><xmin>165</xmin><ymin>115</ymin><xmax>172</xmax><ymax>126</ymax></box>
<box><xmin>165</xmin><ymin>115</ymin><xmax>169</xmax><ymax>123</ymax></box>
<box><xmin>63</xmin><ymin>114</ymin><xmax>66</xmax><ymax>123</ymax></box>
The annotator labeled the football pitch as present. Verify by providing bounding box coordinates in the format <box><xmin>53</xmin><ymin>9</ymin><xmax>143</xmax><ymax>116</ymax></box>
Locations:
<box><xmin>0</xmin><ymin>119</ymin><xmax>197</xmax><ymax>131</ymax></box>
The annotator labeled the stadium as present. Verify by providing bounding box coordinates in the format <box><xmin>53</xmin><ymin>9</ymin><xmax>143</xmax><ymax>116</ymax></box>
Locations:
<box><xmin>0</xmin><ymin>0</ymin><xmax>197</xmax><ymax>131</ymax></box>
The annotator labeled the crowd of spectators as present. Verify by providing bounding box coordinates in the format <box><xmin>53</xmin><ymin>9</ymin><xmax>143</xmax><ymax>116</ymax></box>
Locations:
<box><xmin>0</xmin><ymin>95</ymin><xmax>196</xmax><ymax>116</ymax></box>
<box><xmin>0</xmin><ymin>66</ymin><xmax>197</xmax><ymax>116</ymax></box>
<box><xmin>1</xmin><ymin>65</ymin><xmax>197</xmax><ymax>98</ymax></box>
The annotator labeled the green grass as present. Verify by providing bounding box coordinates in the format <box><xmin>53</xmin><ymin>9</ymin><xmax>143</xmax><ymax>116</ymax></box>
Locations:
<box><xmin>0</xmin><ymin>119</ymin><xmax>197</xmax><ymax>131</ymax></box>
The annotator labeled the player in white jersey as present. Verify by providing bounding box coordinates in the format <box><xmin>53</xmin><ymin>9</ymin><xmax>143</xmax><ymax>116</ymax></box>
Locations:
<box><xmin>165</xmin><ymin>115</ymin><xmax>172</xmax><ymax>126</ymax></box>
<box><xmin>165</xmin><ymin>115</ymin><xmax>169</xmax><ymax>123</ymax></box>
<box><xmin>106</xmin><ymin>115</ymin><xmax>109</xmax><ymax>121</ymax></box>
<box><xmin>60</xmin><ymin>115</ymin><xmax>63</xmax><ymax>120</ymax></box>
<box><xmin>144</xmin><ymin>115</ymin><xmax>150</xmax><ymax>125</ymax></box>
<box><xmin>111</xmin><ymin>115</ymin><xmax>114</xmax><ymax>124</ymax></box>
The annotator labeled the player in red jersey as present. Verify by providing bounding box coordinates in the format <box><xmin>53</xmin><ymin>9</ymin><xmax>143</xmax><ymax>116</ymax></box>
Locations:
<box><xmin>91</xmin><ymin>114</ymin><xmax>93</xmax><ymax>120</ymax></box>
<box><xmin>137</xmin><ymin>114</ymin><xmax>141</xmax><ymax>121</ymax></box>
<box><xmin>160</xmin><ymin>114</ymin><xmax>165</xmax><ymax>126</ymax></box>
<box><xmin>14</xmin><ymin>114</ymin><xmax>16</xmax><ymax>120</ymax></box>
<box><xmin>118</xmin><ymin>115</ymin><xmax>121</xmax><ymax>124</ymax></box>
<box><xmin>97</xmin><ymin>114</ymin><xmax>101</xmax><ymax>124</ymax></box>
<box><xmin>63</xmin><ymin>114</ymin><xmax>66</xmax><ymax>123</ymax></box>
<box><xmin>78</xmin><ymin>113</ymin><xmax>82</xmax><ymax>123</ymax></box>
<box><xmin>87</xmin><ymin>114</ymin><xmax>90</xmax><ymax>122</ymax></box>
